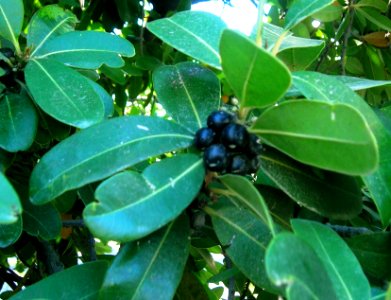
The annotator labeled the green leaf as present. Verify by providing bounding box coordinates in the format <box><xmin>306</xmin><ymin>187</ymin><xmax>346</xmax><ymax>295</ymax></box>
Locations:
<box><xmin>259</xmin><ymin>149</ymin><xmax>363</xmax><ymax>220</ymax></box>
<box><xmin>252</xmin><ymin>100</ymin><xmax>378</xmax><ymax>175</ymax></box>
<box><xmin>9</xmin><ymin>261</ymin><xmax>108</xmax><ymax>300</ymax></box>
<box><xmin>345</xmin><ymin>232</ymin><xmax>391</xmax><ymax>281</ymax></box>
<box><xmin>25</xmin><ymin>58</ymin><xmax>105</xmax><ymax>128</ymax></box>
<box><xmin>0</xmin><ymin>172</ymin><xmax>22</xmax><ymax>224</ymax></box>
<box><xmin>0</xmin><ymin>93</ymin><xmax>38</xmax><ymax>152</ymax></box>
<box><xmin>27</xmin><ymin>4</ymin><xmax>77</xmax><ymax>57</ymax></box>
<box><xmin>34</xmin><ymin>31</ymin><xmax>135</xmax><ymax>68</ymax></box>
<box><xmin>265</xmin><ymin>233</ymin><xmax>338</xmax><ymax>299</ymax></box>
<box><xmin>84</xmin><ymin>154</ymin><xmax>204</xmax><ymax>242</ymax></box>
<box><xmin>204</xmin><ymin>201</ymin><xmax>277</xmax><ymax>292</ymax></box>
<box><xmin>218</xmin><ymin>174</ymin><xmax>276</xmax><ymax>235</ymax></box>
<box><xmin>0</xmin><ymin>0</ymin><xmax>23</xmax><ymax>47</ymax></box>
<box><xmin>291</xmin><ymin>220</ymin><xmax>370</xmax><ymax>300</ymax></box>
<box><xmin>100</xmin><ymin>215</ymin><xmax>189</xmax><ymax>299</ymax></box>
<box><xmin>23</xmin><ymin>200</ymin><xmax>61</xmax><ymax>240</ymax></box>
<box><xmin>285</xmin><ymin>0</ymin><xmax>334</xmax><ymax>30</ymax></box>
<box><xmin>356</xmin><ymin>7</ymin><xmax>391</xmax><ymax>31</ymax></box>
<box><xmin>30</xmin><ymin>116</ymin><xmax>194</xmax><ymax>204</ymax></box>
<box><xmin>220</xmin><ymin>30</ymin><xmax>291</xmax><ymax>108</ymax></box>
<box><xmin>0</xmin><ymin>216</ymin><xmax>22</xmax><ymax>248</ymax></box>
<box><xmin>86</xmin><ymin>78</ymin><xmax>114</xmax><ymax>118</ymax></box>
<box><xmin>355</xmin><ymin>0</ymin><xmax>388</xmax><ymax>13</ymax></box>
<box><xmin>146</xmin><ymin>11</ymin><xmax>226</xmax><ymax>69</ymax></box>
<box><xmin>153</xmin><ymin>62</ymin><xmax>220</xmax><ymax>132</ymax></box>
<box><xmin>292</xmin><ymin>71</ymin><xmax>391</xmax><ymax>225</ymax></box>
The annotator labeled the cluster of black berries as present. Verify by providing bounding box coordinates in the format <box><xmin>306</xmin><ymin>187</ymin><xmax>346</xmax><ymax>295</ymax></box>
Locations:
<box><xmin>194</xmin><ymin>111</ymin><xmax>262</xmax><ymax>175</ymax></box>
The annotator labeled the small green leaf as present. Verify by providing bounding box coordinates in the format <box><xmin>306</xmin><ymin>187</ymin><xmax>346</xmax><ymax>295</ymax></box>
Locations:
<box><xmin>218</xmin><ymin>174</ymin><xmax>276</xmax><ymax>235</ymax></box>
<box><xmin>220</xmin><ymin>30</ymin><xmax>291</xmax><ymax>108</ymax></box>
<box><xmin>34</xmin><ymin>31</ymin><xmax>135</xmax><ymax>68</ymax></box>
<box><xmin>0</xmin><ymin>93</ymin><xmax>38</xmax><ymax>152</ymax></box>
<box><xmin>99</xmin><ymin>215</ymin><xmax>189</xmax><ymax>299</ymax></box>
<box><xmin>260</xmin><ymin>149</ymin><xmax>363</xmax><ymax>220</ymax></box>
<box><xmin>0</xmin><ymin>0</ymin><xmax>23</xmax><ymax>48</ymax></box>
<box><xmin>25</xmin><ymin>58</ymin><xmax>105</xmax><ymax>128</ymax></box>
<box><xmin>356</xmin><ymin>7</ymin><xmax>391</xmax><ymax>31</ymax></box>
<box><xmin>265</xmin><ymin>233</ymin><xmax>338</xmax><ymax>300</ymax></box>
<box><xmin>204</xmin><ymin>201</ymin><xmax>277</xmax><ymax>292</ymax></box>
<box><xmin>9</xmin><ymin>261</ymin><xmax>108</xmax><ymax>300</ymax></box>
<box><xmin>292</xmin><ymin>71</ymin><xmax>391</xmax><ymax>225</ymax></box>
<box><xmin>345</xmin><ymin>232</ymin><xmax>391</xmax><ymax>281</ymax></box>
<box><xmin>285</xmin><ymin>0</ymin><xmax>334</xmax><ymax>30</ymax></box>
<box><xmin>84</xmin><ymin>155</ymin><xmax>204</xmax><ymax>242</ymax></box>
<box><xmin>23</xmin><ymin>200</ymin><xmax>61</xmax><ymax>240</ymax></box>
<box><xmin>153</xmin><ymin>62</ymin><xmax>220</xmax><ymax>132</ymax></box>
<box><xmin>0</xmin><ymin>216</ymin><xmax>22</xmax><ymax>248</ymax></box>
<box><xmin>86</xmin><ymin>78</ymin><xmax>114</xmax><ymax>118</ymax></box>
<box><xmin>147</xmin><ymin>11</ymin><xmax>226</xmax><ymax>69</ymax></box>
<box><xmin>27</xmin><ymin>4</ymin><xmax>77</xmax><ymax>57</ymax></box>
<box><xmin>30</xmin><ymin>116</ymin><xmax>194</xmax><ymax>204</ymax></box>
<box><xmin>252</xmin><ymin>100</ymin><xmax>378</xmax><ymax>175</ymax></box>
<box><xmin>292</xmin><ymin>220</ymin><xmax>371</xmax><ymax>300</ymax></box>
<box><xmin>0</xmin><ymin>172</ymin><xmax>22</xmax><ymax>224</ymax></box>
<box><xmin>356</xmin><ymin>0</ymin><xmax>388</xmax><ymax>13</ymax></box>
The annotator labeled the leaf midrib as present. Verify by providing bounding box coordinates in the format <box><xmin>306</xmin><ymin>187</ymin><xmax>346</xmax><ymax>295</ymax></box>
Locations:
<box><xmin>90</xmin><ymin>159</ymin><xmax>202</xmax><ymax>218</ymax></box>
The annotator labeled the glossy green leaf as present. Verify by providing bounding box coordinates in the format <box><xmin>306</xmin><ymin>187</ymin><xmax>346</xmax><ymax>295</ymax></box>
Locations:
<box><xmin>345</xmin><ymin>232</ymin><xmax>391</xmax><ymax>281</ymax></box>
<box><xmin>356</xmin><ymin>7</ymin><xmax>391</xmax><ymax>31</ymax></box>
<box><xmin>0</xmin><ymin>172</ymin><xmax>22</xmax><ymax>224</ymax></box>
<box><xmin>100</xmin><ymin>215</ymin><xmax>189</xmax><ymax>299</ymax></box>
<box><xmin>146</xmin><ymin>11</ymin><xmax>226</xmax><ymax>69</ymax></box>
<box><xmin>27</xmin><ymin>4</ymin><xmax>77</xmax><ymax>57</ymax></box>
<box><xmin>292</xmin><ymin>220</ymin><xmax>370</xmax><ymax>300</ymax></box>
<box><xmin>34</xmin><ymin>31</ymin><xmax>135</xmax><ymax>68</ymax></box>
<box><xmin>220</xmin><ymin>30</ymin><xmax>291</xmax><ymax>108</ymax></box>
<box><xmin>0</xmin><ymin>0</ymin><xmax>23</xmax><ymax>47</ymax></box>
<box><xmin>204</xmin><ymin>201</ymin><xmax>277</xmax><ymax>292</ymax></box>
<box><xmin>266</xmin><ymin>233</ymin><xmax>338</xmax><ymax>299</ymax></box>
<box><xmin>84</xmin><ymin>154</ymin><xmax>204</xmax><ymax>242</ymax></box>
<box><xmin>10</xmin><ymin>261</ymin><xmax>108</xmax><ymax>300</ymax></box>
<box><xmin>285</xmin><ymin>0</ymin><xmax>334</xmax><ymax>30</ymax></box>
<box><xmin>153</xmin><ymin>62</ymin><xmax>220</xmax><ymax>132</ymax></box>
<box><xmin>292</xmin><ymin>71</ymin><xmax>391</xmax><ymax>225</ymax></box>
<box><xmin>0</xmin><ymin>216</ymin><xmax>22</xmax><ymax>248</ymax></box>
<box><xmin>23</xmin><ymin>200</ymin><xmax>61</xmax><ymax>240</ymax></box>
<box><xmin>30</xmin><ymin>116</ymin><xmax>194</xmax><ymax>204</ymax></box>
<box><xmin>86</xmin><ymin>78</ymin><xmax>114</xmax><ymax>118</ymax></box>
<box><xmin>311</xmin><ymin>4</ymin><xmax>343</xmax><ymax>22</ymax></box>
<box><xmin>259</xmin><ymin>149</ymin><xmax>363</xmax><ymax>219</ymax></box>
<box><xmin>0</xmin><ymin>93</ymin><xmax>38</xmax><ymax>152</ymax></box>
<box><xmin>218</xmin><ymin>174</ymin><xmax>276</xmax><ymax>235</ymax></box>
<box><xmin>252</xmin><ymin>100</ymin><xmax>378</xmax><ymax>175</ymax></box>
<box><xmin>25</xmin><ymin>58</ymin><xmax>105</xmax><ymax>128</ymax></box>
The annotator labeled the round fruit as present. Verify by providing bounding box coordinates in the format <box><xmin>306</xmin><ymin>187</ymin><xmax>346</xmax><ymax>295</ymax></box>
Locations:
<box><xmin>194</xmin><ymin>127</ymin><xmax>215</xmax><ymax>149</ymax></box>
<box><xmin>207</xmin><ymin>110</ymin><xmax>235</xmax><ymax>131</ymax></box>
<box><xmin>221</xmin><ymin>123</ymin><xmax>249</xmax><ymax>150</ymax></box>
<box><xmin>203</xmin><ymin>144</ymin><xmax>228</xmax><ymax>172</ymax></box>
<box><xmin>228</xmin><ymin>154</ymin><xmax>250</xmax><ymax>175</ymax></box>
<box><xmin>247</xmin><ymin>133</ymin><xmax>263</xmax><ymax>156</ymax></box>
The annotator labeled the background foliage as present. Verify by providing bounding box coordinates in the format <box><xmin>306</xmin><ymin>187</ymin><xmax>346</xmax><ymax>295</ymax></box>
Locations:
<box><xmin>1</xmin><ymin>0</ymin><xmax>391</xmax><ymax>299</ymax></box>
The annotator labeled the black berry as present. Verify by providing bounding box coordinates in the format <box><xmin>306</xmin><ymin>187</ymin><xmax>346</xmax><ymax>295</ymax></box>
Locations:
<box><xmin>228</xmin><ymin>154</ymin><xmax>250</xmax><ymax>175</ymax></box>
<box><xmin>207</xmin><ymin>111</ymin><xmax>235</xmax><ymax>131</ymax></box>
<box><xmin>247</xmin><ymin>133</ymin><xmax>263</xmax><ymax>156</ymax></box>
<box><xmin>203</xmin><ymin>144</ymin><xmax>228</xmax><ymax>172</ymax></box>
<box><xmin>194</xmin><ymin>127</ymin><xmax>215</xmax><ymax>149</ymax></box>
<box><xmin>221</xmin><ymin>123</ymin><xmax>249</xmax><ymax>150</ymax></box>
<box><xmin>248</xmin><ymin>156</ymin><xmax>261</xmax><ymax>174</ymax></box>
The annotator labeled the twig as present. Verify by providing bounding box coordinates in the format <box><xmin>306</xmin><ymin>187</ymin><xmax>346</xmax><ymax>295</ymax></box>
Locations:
<box><xmin>327</xmin><ymin>224</ymin><xmax>372</xmax><ymax>237</ymax></box>
<box><xmin>240</xmin><ymin>281</ymin><xmax>250</xmax><ymax>300</ymax></box>
<box><xmin>62</xmin><ymin>219</ymin><xmax>85</xmax><ymax>227</ymax></box>
<box><xmin>341</xmin><ymin>0</ymin><xmax>357</xmax><ymax>75</ymax></box>
<box><xmin>87</xmin><ymin>230</ymin><xmax>97</xmax><ymax>261</ymax></box>
<box><xmin>224</xmin><ymin>254</ymin><xmax>235</xmax><ymax>300</ymax></box>
<box><xmin>35</xmin><ymin>240</ymin><xmax>64</xmax><ymax>275</ymax></box>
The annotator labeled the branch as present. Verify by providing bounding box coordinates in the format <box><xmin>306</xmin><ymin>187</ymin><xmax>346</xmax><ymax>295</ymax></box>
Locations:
<box><xmin>34</xmin><ymin>239</ymin><xmax>64</xmax><ymax>275</ymax></box>
<box><xmin>224</xmin><ymin>254</ymin><xmax>236</xmax><ymax>300</ymax></box>
<box><xmin>341</xmin><ymin>0</ymin><xmax>357</xmax><ymax>75</ymax></box>
<box><xmin>327</xmin><ymin>224</ymin><xmax>372</xmax><ymax>237</ymax></box>
<box><xmin>62</xmin><ymin>219</ymin><xmax>85</xmax><ymax>227</ymax></box>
